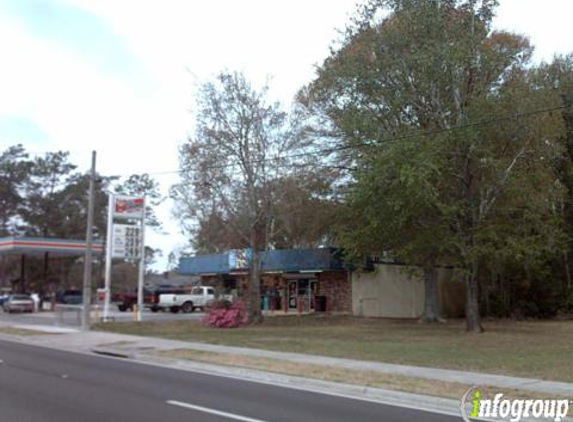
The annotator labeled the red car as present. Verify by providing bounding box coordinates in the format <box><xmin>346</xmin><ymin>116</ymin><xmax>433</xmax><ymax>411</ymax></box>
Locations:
<box><xmin>112</xmin><ymin>289</ymin><xmax>153</xmax><ymax>312</ymax></box>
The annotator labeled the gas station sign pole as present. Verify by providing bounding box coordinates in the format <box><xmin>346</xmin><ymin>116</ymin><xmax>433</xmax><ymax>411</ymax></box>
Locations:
<box><xmin>103</xmin><ymin>194</ymin><xmax>114</xmax><ymax>322</ymax></box>
<box><xmin>103</xmin><ymin>194</ymin><xmax>145</xmax><ymax>322</ymax></box>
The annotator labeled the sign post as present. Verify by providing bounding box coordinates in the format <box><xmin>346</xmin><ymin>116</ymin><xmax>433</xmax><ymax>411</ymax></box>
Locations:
<box><xmin>136</xmin><ymin>204</ymin><xmax>145</xmax><ymax>322</ymax></box>
<box><xmin>103</xmin><ymin>194</ymin><xmax>114</xmax><ymax>322</ymax></box>
<box><xmin>102</xmin><ymin>194</ymin><xmax>145</xmax><ymax>322</ymax></box>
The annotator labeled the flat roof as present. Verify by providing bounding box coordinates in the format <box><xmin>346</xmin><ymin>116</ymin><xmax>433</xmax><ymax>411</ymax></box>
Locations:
<box><xmin>0</xmin><ymin>236</ymin><xmax>104</xmax><ymax>256</ymax></box>
<box><xmin>178</xmin><ymin>248</ymin><xmax>346</xmax><ymax>275</ymax></box>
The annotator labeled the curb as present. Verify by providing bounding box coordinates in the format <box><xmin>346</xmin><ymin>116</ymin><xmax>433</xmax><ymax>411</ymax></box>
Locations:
<box><xmin>91</xmin><ymin>348</ymin><xmax>131</xmax><ymax>359</ymax></box>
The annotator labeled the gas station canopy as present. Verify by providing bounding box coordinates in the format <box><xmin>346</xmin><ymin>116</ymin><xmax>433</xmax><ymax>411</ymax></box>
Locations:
<box><xmin>0</xmin><ymin>236</ymin><xmax>104</xmax><ymax>256</ymax></box>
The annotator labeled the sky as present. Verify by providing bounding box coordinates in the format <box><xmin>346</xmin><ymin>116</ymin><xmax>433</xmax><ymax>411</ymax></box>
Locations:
<box><xmin>0</xmin><ymin>0</ymin><xmax>571</xmax><ymax>271</ymax></box>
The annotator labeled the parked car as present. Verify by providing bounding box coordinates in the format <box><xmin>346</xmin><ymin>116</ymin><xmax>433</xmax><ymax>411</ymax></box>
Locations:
<box><xmin>0</xmin><ymin>294</ymin><xmax>9</xmax><ymax>306</ymax></box>
<box><xmin>145</xmin><ymin>285</ymin><xmax>187</xmax><ymax>313</ymax></box>
<box><xmin>158</xmin><ymin>286</ymin><xmax>232</xmax><ymax>313</ymax></box>
<box><xmin>3</xmin><ymin>294</ymin><xmax>34</xmax><ymax>313</ymax></box>
<box><xmin>56</xmin><ymin>290</ymin><xmax>83</xmax><ymax>305</ymax></box>
<box><xmin>112</xmin><ymin>288</ymin><xmax>154</xmax><ymax>312</ymax></box>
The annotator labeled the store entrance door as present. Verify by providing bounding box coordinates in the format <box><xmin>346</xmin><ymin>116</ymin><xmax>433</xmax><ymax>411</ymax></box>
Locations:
<box><xmin>309</xmin><ymin>280</ymin><xmax>318</xmax><ymax>310</ymax></box>
<box><xmin>287</xmin><ymin>280</ymin><xmax>298</xmax><ymax>310</ymax></box>
<box><xmin>286</xmin><ymin>279</ymin><xmax>318</xmax><ymax>312</ymax></box>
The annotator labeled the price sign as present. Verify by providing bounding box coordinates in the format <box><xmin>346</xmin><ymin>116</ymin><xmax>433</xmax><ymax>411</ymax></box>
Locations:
<box><xmin>111</xmin><ymin>224</ymin><xmax>142</xmax><ymax>259</ymax></box>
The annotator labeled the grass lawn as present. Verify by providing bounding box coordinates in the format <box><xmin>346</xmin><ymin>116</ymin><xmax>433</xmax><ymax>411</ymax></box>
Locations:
<box><xmin>95</xmin><ymin>315</ymin><xmax>573</xmax><ymax>382</ymax></box>
<box><xmin>158</xmin><ymin>348</ymin><xmax>475</xmax><ymax>399</ymax></box>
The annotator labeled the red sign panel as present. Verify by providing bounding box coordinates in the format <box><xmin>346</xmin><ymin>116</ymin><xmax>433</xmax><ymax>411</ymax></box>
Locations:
<box><xmin>113</xmin><ymin>196</ymin><xmax>144</xmax><ymax>219</ymax></box>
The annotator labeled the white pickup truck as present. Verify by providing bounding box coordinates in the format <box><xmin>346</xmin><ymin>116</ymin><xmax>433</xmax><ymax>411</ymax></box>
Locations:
<box><xmin>158</xmin><ymin>286</ymin><xmax>231</xmax><ymax>313</ymax></box>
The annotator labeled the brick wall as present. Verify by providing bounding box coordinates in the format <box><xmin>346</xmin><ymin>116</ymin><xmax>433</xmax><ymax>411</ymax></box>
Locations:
<box><xmin>317</xmin><ymin>271</ymin><xmax>352</xmax><ymax>313</ymax></box>
<box><xmin>200</xmin><ymin>271</ymin><xmax>352</xmax><ymax>313</ymax></box>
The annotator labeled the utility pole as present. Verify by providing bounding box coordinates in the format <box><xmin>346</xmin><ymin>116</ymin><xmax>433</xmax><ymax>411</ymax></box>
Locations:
<box><xmin>136</xmin><ymin>201</ymin><xmax>146</xmax><ymax>322</ymax></box>
<box><xmin>82</xmin><ymin>151</ymin><xmax>97</xmax><ymax>331</ymax></box>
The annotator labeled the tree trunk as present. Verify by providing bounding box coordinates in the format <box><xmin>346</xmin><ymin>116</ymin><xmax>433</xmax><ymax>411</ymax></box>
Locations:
<box><xmin>420</xmin><ymin>266</ymin><xmax>443</xmax><ymax>323</ymax></box>
<box><xmin>248</xmin><ymin>249</ymin><xmax>263</xmax><ymax>323</ymax></box>
<box><xmin>465</xmin><ymin>262</ymin><xmax>484</xmax><ymax>333</ymax></box>
<box><xmin>564</xmin><ymin>252</ymin><xmax>572</xmax><ymax>289</ymax></box>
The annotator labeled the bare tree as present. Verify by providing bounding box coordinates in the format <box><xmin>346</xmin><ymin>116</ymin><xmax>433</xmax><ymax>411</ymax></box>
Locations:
<box><xmin>173</xmin><ymin>71</ymin><xmax>295</xmax><ymax>322</ymax></box>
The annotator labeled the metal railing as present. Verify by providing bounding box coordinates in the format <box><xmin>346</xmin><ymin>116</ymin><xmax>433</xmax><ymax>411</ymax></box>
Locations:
<box><xmin>54</xmin><ymin>304</ymin><xmax>107</xmax><ymax>326</ymax></box>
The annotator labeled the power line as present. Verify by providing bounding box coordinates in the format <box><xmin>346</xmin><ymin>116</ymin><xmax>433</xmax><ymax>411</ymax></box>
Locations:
<box><xmin>116</xmin><ymin>103</ymin><xmax>571</xmax><ymax>178</ymax></box>
<box><xmin>9</xmin><ymin>104</ymin><xmax>569</xmax><ymax>180</ymax></box>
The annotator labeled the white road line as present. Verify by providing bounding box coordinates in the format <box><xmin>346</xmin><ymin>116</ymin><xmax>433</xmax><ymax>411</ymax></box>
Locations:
<box><xmin>167</xmin><ymin>400</ymin><xmax>272</xmax><ymax>422</ymax></box>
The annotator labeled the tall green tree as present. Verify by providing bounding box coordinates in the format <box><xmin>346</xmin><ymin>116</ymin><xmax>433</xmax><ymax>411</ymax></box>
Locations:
<box><xmin>0</xmin><ymin>144</ymin><xmax>31</xmax><ymax>236</ymax></box>
<box><xmin>302</xmin><ymin>0</ymin><xmax>565</xmax><ymax>331</ymax></box>
<box><xmin>536</xmin><ymin>55</ymin><xmax>573</xmax><ymax>305</ymax></box>
<box><xmin>335</xmin><ymin>135</ymin><xmax>451</xmax><ymax>322</ymax></box>
<box><xmin>20</xmin><ymin>151</ymin><xmax>77</xmax><ymax>237</ymax></box>
<box><xmin>20</xmin><ymin>151</ymin><xmax>113</xmax><ymax>240</ymax></box>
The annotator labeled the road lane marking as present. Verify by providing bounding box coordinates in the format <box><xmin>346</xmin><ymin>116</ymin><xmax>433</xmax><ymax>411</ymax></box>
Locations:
<box><xmin>167</xmin><ymin>400</ymin><xmax>272</xmax><ymax>422</ymax></box>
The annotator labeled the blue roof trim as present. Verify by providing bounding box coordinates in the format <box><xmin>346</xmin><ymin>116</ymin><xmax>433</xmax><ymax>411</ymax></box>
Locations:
<box><xmin>178</xmin><ymin>253</ymin><xmax>229</xmax><ymax>275</ymax></box>
<box><xmin>178</xmin><ymin>248</ymin><xmax>346</xmax><ymax>275</ymax></box>
<box><xmin>261</xmin><ymin>248</ymin><xmax>345</xmax><ymax>272</ymax></box>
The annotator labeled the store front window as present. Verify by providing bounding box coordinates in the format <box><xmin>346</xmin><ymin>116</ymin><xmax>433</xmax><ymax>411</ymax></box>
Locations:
<box><xmin>287</xmin><ymin>279</ymin><xmax>317</xmax><ymax>312</ymax></box>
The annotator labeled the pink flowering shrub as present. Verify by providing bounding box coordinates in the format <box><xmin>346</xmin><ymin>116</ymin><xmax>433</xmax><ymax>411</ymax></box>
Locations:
<box><xmin>202</xmin><ymin>300</ymin><xmax>249</xmax><ymax>328</ymax></box>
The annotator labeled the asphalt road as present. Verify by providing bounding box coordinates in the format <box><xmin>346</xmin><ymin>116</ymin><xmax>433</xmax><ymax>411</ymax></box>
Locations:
<box><xmin>0</xmin><ymin>340</ymin><xmax>460</xmax><ymax>422</ymax></box>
